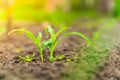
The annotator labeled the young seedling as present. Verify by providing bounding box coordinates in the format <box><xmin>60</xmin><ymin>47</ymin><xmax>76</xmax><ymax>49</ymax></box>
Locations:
<box><xmin>45</xmin><ymin>26</ymin><xmax>92</xmax><ymax>62</ymax></box>
<box><xmin>8</xmin><ymin>29</ymin><xmax>46</xmax><ymax>62</ymax></box>
<box><xmin>8</xmin><ymin>26</ymin><xmax>92</xmax><ymax>62</ymax></box>
<box><xmin>18</xmin><ymin>53</ymin><xmax>35</xmax><ymax>62</ymax></box>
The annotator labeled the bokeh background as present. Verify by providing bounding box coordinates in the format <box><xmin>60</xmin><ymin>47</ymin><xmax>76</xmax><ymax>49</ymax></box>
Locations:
<box><xmin>0</xmin><ymin>0</ymin><xmax>120</xmax><ymax>35</ymax></box>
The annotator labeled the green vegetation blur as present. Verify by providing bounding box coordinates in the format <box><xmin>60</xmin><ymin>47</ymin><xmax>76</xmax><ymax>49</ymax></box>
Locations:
<box><xmin>0</xmin><ymin>0</ymin><xmax>97</xmax><ymax>23</ymax></box>
<box><xmin>0</xmin><ymin>0</ymin><xmax>120</xmax><ymax>35</ymax></box>
<box><xmin>114</xmin><ymin>0</ymin><xmax>120</xmax><ymax>17</ymax></box>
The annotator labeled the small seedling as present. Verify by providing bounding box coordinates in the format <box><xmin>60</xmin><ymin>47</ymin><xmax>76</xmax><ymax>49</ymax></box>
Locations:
<box><xmin>8</xmin><ymin>26</ymin><xmax>92</xmax><ymax>62</ymax></box>
<box><xmin>8</xmin><ymin>29</ymin><xmax>46</xmax><ymax>62</ymax></box>
<box><xmin>45</xmin><ymin>26</ymin><xmax>92</xmax><ymax>62</ymax></box>
<box><xmin>18</xmin><ymin>53</ymin><xmax>35</xmax><ymax>62</ymax></box>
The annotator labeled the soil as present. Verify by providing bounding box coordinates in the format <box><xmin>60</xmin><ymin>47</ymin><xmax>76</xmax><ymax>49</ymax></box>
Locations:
<box><xmin>94</xmin><ymin>46</ymin><xmax>120</xmax><ymax>80</ymax></box>
<box><xmin>95</xmin><ymin>47</ymin><xmax>120</xmax><ymax>80</ymax></box>
<box><xmin>0</xmin><ymin>23</ymin><xmax>92</xmax><ymax>80</ymax></box>
<box><xmin>93</xmin><ymin>23</ymin><xmax>120</xmax><ymax>80</ymax></box>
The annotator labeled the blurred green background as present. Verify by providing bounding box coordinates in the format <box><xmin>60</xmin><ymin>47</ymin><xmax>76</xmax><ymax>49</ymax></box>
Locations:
<box><xmin>0</xmin><ymin>0</ymin><xmax>120</xmax><ymax>34</ymax></box>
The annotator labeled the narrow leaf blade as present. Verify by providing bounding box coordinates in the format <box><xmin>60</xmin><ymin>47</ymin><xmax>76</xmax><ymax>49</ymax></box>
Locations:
<box><xmin>62</xmin><ymin>32</ymin><xmax>92</xmax><ymax>45</ymax></box>
<box><xmin>8</xmin><ymin>29</ymin><xmax>37</xmax><ymax>44</ymax></box>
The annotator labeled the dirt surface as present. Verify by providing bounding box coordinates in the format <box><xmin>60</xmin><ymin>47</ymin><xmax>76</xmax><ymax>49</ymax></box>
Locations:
<box><xmin>93</xmin><ymin>23</ymin><xmax>120</xmax><ymax>80</ymax></box>
<box><xmin>0</xmin><ymin>23</ymin><xmax>92</xmax><ymax>80</ymax></box>
<box><xmin>94</xmin><ymin>46</ymin><xmax>120</xmax><ymax>80</ymax></box>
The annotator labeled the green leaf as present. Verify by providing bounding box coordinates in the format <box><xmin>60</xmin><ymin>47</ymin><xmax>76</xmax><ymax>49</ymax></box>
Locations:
<box><xmin>8</xmin><ymin>29</ymin><xmax>37</xmax><ymax>44</ymax></box>
<box><xmin>18</xmin><ymin>53</ymin><xmax>35</xmax><ymax>62</ymax></box>
<box><xmin>52</xmin><ymin>55</ymin><xmax>65</xmax><ymax>62</ymax></box>
<box><xmin>25</xmin><ymin>31</ymin><xmax>37</xmax><ymax>44</ymax></box>
<box><xmin>47</xmin><ymin>26</ymin><xmax>55</xmax><ymax>38</ymax></box>
<box><xmin>55</xmin><ymin>27</ymin><xmax>68</xmax><ymax>37</ymax></box>
<box><xmin>52</xmin><ymin>32</ymin><xmax>92</xmax><ymax>52</ymax></box>
<box><xmin>62</xmin><ymin>32</ymin><xmax>92</xmax><ymax>45</ymax></box>
<box><xmin>18</xmin><ymin>55</ymin><xmax>32</xmax><ymax>62</ymax></box>
<box><xmin>37</xmin><ymin>32</ymin><xmax>42</xmax><ymax>45</ymax></box>
<box><xmin>42</xmin><ymin>39</ymin><xmax>52</xmax><ymax>47</ymax></box>
<box><xmin>52</xmin><ymin>39</ymin><xmax>61</xmax><ymax>51</ymax></box>
<box><xmin>45</xmin><ymin>26</ymin><xmax>56</xmax><ymax>45</ymax></box>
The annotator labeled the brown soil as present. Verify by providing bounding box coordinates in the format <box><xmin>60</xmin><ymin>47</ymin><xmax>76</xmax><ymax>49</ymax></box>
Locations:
<box><xmin>94</xmin><ymin>46</ymin><xmax>120</xmax><ymax>80</ymax></box>
<box><xmin>0</xmin><ymin>24</ymin><xmax>92</xmax><ymax>80</ymax></box>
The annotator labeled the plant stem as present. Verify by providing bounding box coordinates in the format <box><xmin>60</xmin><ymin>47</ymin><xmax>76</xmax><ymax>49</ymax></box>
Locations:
<box><xmin>39</xmin><ymin>47</ymin><xmax>43</xmax><ymax>62</ymax></box>
<box><xmin>49</xmin><ymin>50</ymin><xmax>54</xmax><ymax>62</ymax></box>
<box><xmin>38</xmin><ymin>45</ymin><xmax>44</xmax><ymax>62</ymax></box>
<box><xmin>40</xmin><ymin>52</ymin><xmax>43</xmax><ymax>62</ymax></box>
